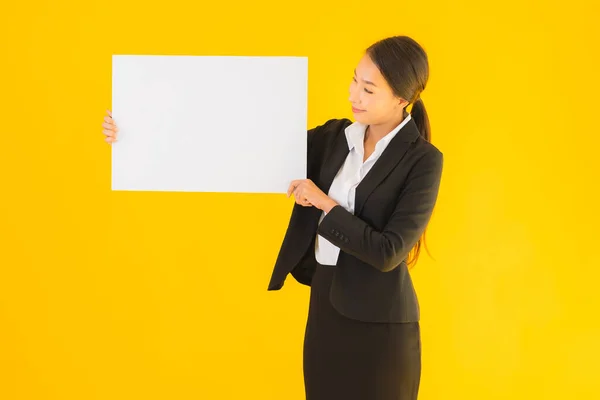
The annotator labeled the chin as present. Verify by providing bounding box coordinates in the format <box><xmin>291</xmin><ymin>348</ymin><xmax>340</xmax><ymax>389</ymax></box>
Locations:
<box><xmin>352</xmin><ymin>112</ymin><xmax>372</xmax><ymax>124</ymax></box>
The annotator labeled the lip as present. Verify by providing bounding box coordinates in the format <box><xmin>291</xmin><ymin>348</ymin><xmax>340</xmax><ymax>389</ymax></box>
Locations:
<box><xmin>352</xmin><ymin>106</ymin><xmax>366</xmax><ymax>113</ymax></box>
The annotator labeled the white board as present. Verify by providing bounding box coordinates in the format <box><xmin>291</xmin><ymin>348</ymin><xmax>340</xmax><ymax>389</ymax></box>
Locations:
<box><xmin>111</xmin><ymin>55</ymin><xmax>308</xmax><ymax>193</ymax></box>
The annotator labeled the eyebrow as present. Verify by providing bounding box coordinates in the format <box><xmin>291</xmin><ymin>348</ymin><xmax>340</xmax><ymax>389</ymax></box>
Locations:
<box><xmin>354</xmin><ymin>69</ymin><xmax>377</xmax><ymax>87</ymax></box>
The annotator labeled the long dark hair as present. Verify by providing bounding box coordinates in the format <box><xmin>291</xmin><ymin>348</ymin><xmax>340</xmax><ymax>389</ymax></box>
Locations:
<box><xmin>366</xmin><ymin>36</ymin><xmax>432</xmax><ymax>268</ymax></box>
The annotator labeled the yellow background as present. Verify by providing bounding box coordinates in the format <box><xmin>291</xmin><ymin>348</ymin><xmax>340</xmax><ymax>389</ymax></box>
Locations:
<box><xmin>1</xmin><ymin>0</ymin><xmax>599</xmax><ymax>398</ymax></box>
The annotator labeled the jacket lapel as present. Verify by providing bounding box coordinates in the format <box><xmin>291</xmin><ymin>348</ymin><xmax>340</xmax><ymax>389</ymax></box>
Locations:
<box><xmin>318</xmin><ymin>129</ymin><xmax>350</xmax><ymax>194</ymax></box>
<box><xmin>354</xmin><ymin>118</ymin><xmax>420</xmax><ymax>216</ymax></box>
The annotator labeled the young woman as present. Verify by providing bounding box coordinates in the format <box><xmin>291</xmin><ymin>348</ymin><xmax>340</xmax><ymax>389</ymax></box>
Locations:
<box><xmin>101</xmin><ymin>35</ymin><xmax>443</xmax><ymax>400</ymax></box>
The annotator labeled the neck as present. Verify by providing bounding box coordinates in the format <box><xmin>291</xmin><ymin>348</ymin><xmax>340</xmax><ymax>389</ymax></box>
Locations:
<box><xmin>365</xmin><ymin>110</ymin><xmax>408</xmax><ymax>144</ymax></box>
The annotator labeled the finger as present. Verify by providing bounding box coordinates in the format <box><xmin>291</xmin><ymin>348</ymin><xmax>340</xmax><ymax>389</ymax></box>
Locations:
<box><xmin>104</xmin><ymin>116</ymin><xmax>114</xmax><ymax>123</ymax></box>
<box><xmin>106</xmin><ymin>109</ymin><xmax>112</xmax><ymax>117</ymax></box>
<box><xmin>293</xmin><ymin>186</ymin><xmax>304</xmax><ymax>199</ymax></box>
<box><xmin>103</xmin><ymin>129</ymin><xmax>116</xmax><ymax>137</ymax></box>
<box><xmin>102</xmin><ymin>122</ymin><xmax>115</xmax><ymax>129</ymax></box>
<box><xmin>287</xmin><ymin>180</ymin><xmax>301</xmax><ymax>197</ymax></box>
<box><xmin>105</xmin><ymin>136</ymin><xmax>116</xmax><ymax>143</ymax></box>
<box><xmin>294</xmin><ymin>196</ymin><xmax>308</xmax><ymax>206</ymax></box>
<box><xmin>299</xmin><ymin>198</ymin><xmax>312</xmax><ymax>207</ymax></box>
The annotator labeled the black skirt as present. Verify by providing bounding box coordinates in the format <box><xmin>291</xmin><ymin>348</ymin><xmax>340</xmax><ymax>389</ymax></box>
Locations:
<box><xmin>303</xmin><ymin>262</ymin><xmax>421</xmax><ymax>400</ymax></box>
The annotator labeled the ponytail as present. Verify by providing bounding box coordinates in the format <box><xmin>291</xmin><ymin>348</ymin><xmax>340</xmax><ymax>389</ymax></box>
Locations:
<box><xmin>410</xmin><ymin>97</ymin><xmax>430</xmax><ymax>142</ymax></box>
<box><xmin>406</xmin><ymin>96</ymin><xmax>433</xmax><ymax>269</ymax></box>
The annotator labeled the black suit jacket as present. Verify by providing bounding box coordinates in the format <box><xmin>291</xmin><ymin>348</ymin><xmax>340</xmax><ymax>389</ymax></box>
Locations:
<box><xmin>267</xmin><ymin>117</ymin><xmax>443</xmax><ymax>323</ymax></box>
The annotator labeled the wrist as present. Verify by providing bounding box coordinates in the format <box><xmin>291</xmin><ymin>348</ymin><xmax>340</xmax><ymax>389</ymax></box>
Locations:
<box><xmin>322</xmin><ymin>198</ymin><xmax>338</xmax><ymax>213</ymax></box>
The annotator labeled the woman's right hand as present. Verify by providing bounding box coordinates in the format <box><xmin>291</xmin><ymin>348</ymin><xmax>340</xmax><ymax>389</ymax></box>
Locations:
<box><xmin>102</xmin><ymin>109</ymin><xmax>118</xmax><ymax>144</ymax></box>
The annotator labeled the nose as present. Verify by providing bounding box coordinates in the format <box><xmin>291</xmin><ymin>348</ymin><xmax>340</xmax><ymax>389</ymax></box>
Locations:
<box><xmin>348</xmin><ymin>85</ymin><xmax>360</xmax><ymax>105</ymax></box>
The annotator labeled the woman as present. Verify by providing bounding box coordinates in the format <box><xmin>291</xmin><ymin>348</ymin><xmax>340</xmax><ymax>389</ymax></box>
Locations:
<box><xmin>102</xmin><ymin>35</ymin><xmax>443</xmax><ymax>400</ymax></box>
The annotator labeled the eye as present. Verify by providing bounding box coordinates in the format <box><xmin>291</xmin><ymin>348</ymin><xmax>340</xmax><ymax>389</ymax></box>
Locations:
<box><xmin>364</xmin><ymin>88</ymin><xmax>373</xmax><ymax>94</ymax></box>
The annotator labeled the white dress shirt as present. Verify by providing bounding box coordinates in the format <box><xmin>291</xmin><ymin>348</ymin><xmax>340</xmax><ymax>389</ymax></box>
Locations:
<box><xmin>314</xmin><ymin>114</ymin><xmax>413</xmax><ymax>266</ymax></box>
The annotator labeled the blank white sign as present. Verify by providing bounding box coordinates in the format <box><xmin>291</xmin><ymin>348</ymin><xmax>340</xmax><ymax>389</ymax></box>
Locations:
<box><xmin>111</xmin><ymin>55</ymin><xmax>308</xmax><ymax>193</ymax></box>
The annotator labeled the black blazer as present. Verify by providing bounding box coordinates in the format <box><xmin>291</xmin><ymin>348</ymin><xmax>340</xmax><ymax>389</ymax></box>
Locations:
<box><xmin>267</xmin><ymin>117</ymin><xmax>443</xmax><ymax>323</ymax></box>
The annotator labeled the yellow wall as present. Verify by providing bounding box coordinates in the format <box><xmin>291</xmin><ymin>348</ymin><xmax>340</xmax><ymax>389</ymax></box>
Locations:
<box><xmin>1</xmin><ymin>0</ymin><xmax>599</xmax><ymax>398</ymax></box>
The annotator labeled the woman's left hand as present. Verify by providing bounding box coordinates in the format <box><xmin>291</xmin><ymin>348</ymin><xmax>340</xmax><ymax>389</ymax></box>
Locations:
<box><xmin>287</xmin><ymin>179</ymin><xmax>338</xmax><ymax>213</ymax></box>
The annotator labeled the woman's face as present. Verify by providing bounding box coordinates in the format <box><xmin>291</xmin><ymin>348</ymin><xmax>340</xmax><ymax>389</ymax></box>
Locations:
<box><xmin>349</xmin><ymin>54</ymin><xmax>408</xmax><ymax>125</ymax></box>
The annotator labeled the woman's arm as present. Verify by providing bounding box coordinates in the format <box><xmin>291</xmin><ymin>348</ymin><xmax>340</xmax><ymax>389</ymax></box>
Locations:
<box><xmin>316</xmin><ymin>149</ymin><xmax>444</xmax><ymax>272</ymax></box>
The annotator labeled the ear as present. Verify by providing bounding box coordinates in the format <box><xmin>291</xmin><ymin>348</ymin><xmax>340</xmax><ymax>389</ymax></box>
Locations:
<box><xmin>397</xmin><ymin>97</ymin><xmax>409</xmax><ymax>109</ymax></box>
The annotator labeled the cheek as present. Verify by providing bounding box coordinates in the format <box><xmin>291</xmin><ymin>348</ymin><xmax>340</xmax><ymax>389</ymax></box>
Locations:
<box><xmin>364</xmin><ymin>96</ymin><xmax>383</xmax><ymax>114</ymax></box>
<box><xmin>361</xmin><ymin>93</ymin><xmax>375</xmax><ymax>108</ymax></box>
<box><xmin>370</xmin><ymin>96</ymin><xmax>395</xmax><ymax>115</ymax></box>
<box><xmin>361</xmin><ymin>97</ymin><xmax>391</xmax><ymax>123</ymax></box>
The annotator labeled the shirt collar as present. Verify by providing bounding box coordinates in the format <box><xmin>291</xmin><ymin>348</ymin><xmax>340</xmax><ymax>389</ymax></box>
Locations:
<box><xmin>344</xmin><ymin>113</ymin><xmax>412</xmax><ymax>153</ymax></box>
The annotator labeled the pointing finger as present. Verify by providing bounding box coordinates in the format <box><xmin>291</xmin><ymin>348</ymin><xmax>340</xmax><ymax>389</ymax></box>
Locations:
<box><xmin>287</xmin><ymin>180</ymin><xmax>301</xmax><ymax>197</ymax></box>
